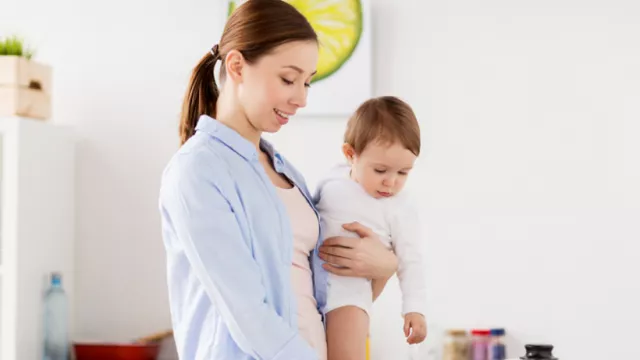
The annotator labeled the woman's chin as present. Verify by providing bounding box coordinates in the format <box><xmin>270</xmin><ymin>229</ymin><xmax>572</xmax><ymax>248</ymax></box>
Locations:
<box><xmin>263</xmin><ymin>122</ymin><xmax>283</xmax><ymax>134</ymax></box>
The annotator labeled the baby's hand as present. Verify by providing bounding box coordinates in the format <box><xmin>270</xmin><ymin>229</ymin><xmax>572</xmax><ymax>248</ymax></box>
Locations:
<box><xmin>403</xmin><ymin>312</ymin><xmax>427</xmax><ymax>344</ymax></box>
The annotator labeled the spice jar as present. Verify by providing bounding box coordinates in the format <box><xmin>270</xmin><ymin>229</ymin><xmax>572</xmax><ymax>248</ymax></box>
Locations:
<box><xmin>471</xmin><ymin>329</ymin><xmax>490</xmax><ymax>360</ymax></box>
<box><xmin>443</xmin><ymin>329</ymin><xmax>470</xmax><ymax>360</ymax></box>
<box><xmin>488</xmin><ymin>328</ymin><xmax>506</xmax><ymax>360</ymax></box>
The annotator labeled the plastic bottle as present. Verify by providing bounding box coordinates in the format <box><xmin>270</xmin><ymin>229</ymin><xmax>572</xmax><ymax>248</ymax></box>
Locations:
<box><xmin>471</xmin><ymin>329</ymin><xmax>491</xmax><ymax>360</ymax></box>
<box><xmin>42</xmin><ymin>272</ymin><xmax>69</xmax><ymax>360</ymax></box>
<box><xmin>488</xmin><ymin>328</ymin><xmax>506</xmax><ymax>360</ymax></box>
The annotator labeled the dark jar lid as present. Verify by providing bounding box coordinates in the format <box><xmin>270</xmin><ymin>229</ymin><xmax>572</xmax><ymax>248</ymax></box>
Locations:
<box><xmin>520</xmin><ymin>344</ymin><xmax>558</xmax><ymax>360</ymax></box>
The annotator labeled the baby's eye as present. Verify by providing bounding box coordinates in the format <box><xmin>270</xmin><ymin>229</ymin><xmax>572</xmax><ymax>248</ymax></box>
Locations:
<box><xmin>374</xmin><ymin>169</ymin><xmax>386</xmax><ymax>174</ymax></box>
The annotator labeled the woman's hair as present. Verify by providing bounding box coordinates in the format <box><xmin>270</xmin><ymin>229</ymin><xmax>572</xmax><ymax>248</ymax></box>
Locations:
<box><xmin>344</xmin><ymin>96</ymin><xmax>421</xmax><ymax>156</ymax></box>
<box><xmin>179</xmin><ymin>0</ymin><xmax>317</xmax><ymax>145</ymax></box>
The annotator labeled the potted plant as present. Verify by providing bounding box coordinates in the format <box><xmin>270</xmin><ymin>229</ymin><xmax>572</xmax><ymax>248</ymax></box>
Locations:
<box><xmin>0</xmin><ymin>35</ymin><xmax>52</xmax><ymax>120</ymax></box>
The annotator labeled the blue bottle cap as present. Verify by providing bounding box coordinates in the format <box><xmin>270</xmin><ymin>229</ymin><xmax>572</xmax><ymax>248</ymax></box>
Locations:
<box><xmin>51</xmin><ymin>272</ymin><xmax>62</xmax><ymax>285</ymax></box>
<box><xmin>490</xmin><ymin>328</ymin><xmax>505</xmax><ymax>336</ymax></box>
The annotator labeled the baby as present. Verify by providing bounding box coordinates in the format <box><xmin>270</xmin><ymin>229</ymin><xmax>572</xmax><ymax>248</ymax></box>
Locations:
<box><xmin>315</xmin><ymin>96</ymin><xmax>427</xmax><ymax>359</ymax></box>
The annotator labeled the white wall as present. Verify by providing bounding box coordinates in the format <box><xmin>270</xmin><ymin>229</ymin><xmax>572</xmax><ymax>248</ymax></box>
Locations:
<box><xmin>0</xmin><ymin>0</ymin><xmax>224</xmax><ymax>343</ymax></box>
<box><xmin>3</xmin><ymin>0</ymin><xmax>640</xmax><ymax>359</ymax></box>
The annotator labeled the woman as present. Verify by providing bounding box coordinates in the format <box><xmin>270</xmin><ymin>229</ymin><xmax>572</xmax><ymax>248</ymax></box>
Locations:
<box><xmin>158</xmin><ymin>1</ymin><xmax>397</xmax><ymax>359</ymax></box>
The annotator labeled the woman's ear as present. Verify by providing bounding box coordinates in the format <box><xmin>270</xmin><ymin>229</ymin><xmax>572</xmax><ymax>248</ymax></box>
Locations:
<box><xmin>342</xmin><ymin>143</ymin><xmax>356</xmax><ymax>164</ymax></box>
<box><xmin>224</xmin><ymin>50</ymin><xmax>245</xmax><ymax>83</ymax></box>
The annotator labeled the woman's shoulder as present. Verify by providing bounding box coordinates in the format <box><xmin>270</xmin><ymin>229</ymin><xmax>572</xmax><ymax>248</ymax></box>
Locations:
<box><xmin>160</xmin><ymin>133</ymin><xmax>234</xmax><ymax>190</ymax></box>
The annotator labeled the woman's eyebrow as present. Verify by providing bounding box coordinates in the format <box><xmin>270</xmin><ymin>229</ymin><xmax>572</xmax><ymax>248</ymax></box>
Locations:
<box><xmin>282</xmin><ymin>65</ymin><xmax>317</xmax><ymax>76</ymax></box>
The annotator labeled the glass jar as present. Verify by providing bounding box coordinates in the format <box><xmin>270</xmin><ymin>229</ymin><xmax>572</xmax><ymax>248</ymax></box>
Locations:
<box><xmin>443</xmin><ymin>329</ymin><xmax>470</xmax><ymax>360</ymax></box>
<box><xmin>488</xmin><ymin>328</ymin><xmax>506</xmax><ymax>360</ymax></box>
<box><xmin>471</xmin><ymin>329</ymin><xmax>490</xmax><ymax>360</ymax></box>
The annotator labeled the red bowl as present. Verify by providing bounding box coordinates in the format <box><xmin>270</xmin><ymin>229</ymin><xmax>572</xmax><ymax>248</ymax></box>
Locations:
<box><xmin>73</xmin><ymin>342</ymin><xmax>160</xmax><ymax>360</ymax></box>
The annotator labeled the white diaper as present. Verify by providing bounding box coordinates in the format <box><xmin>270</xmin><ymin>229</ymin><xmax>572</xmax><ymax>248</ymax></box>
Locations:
<box><xmin>322</xmin><ymin>216</ymin><xmax>375</xmax><ymax>316</ymax></box>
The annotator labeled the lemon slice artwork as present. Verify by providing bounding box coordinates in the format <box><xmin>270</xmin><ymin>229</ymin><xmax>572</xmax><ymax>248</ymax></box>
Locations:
<box><xmin>227</xmin><ymin>0</ymin><xmax>363</xmax><ymax>83</ymax></box>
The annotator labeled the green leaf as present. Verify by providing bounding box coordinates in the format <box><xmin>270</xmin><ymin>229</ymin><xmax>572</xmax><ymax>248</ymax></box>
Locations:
<box><xmin>0</xmin><ymin>35</ymin><xmax>35</xmax><ymax>59</ymax></box>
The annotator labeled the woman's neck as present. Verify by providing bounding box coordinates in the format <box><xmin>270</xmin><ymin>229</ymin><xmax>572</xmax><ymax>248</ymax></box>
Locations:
<box><xmin>219</xmin><ymin>114</ymin><xmax>261</xmax><ymax>149</ymax></box>
<box><xmin>216</xmin><ymin>96</ymin><xmax>261</xmax><ymax>150</ymax></box>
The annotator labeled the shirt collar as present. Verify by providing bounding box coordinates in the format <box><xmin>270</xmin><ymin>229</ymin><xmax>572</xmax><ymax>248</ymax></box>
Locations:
<box><xmin>195</xmin><ymin>114</ymin><xmax>285</xmax><ymax>172</ymax></box>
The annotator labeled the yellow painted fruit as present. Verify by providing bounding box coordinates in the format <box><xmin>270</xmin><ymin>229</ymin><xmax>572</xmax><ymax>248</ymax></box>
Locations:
<box><xmin>227</xmin><ymin>0</ymin><xmax>363</xmax><ymax>83</ymax></box>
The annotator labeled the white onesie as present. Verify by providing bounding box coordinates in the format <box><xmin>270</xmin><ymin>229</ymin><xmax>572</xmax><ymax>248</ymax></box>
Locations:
<box><xmin>314</xmin><ymin>164</ymin><xmax>427</xmax><ymax>317</ymax></box>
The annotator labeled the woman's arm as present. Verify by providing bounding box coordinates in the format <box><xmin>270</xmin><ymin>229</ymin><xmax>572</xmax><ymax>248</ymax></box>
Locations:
<box><xmin>160</xmin><ymin>158</ymin><xmax>317</xmax><ymax>360</ymax></box>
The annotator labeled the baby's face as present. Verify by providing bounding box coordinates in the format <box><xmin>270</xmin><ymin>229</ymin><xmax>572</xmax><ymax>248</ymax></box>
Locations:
<box><xmin>345</xmin><ymin>141</ymin><xmax>417</xmax><ymax>199</ymax></box>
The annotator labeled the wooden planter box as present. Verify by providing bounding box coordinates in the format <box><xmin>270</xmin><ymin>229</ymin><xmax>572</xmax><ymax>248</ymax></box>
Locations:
<box><xmin>0</xmin><ymin>56</ymin><xmax>52</xmax><ymax>120</ymax></box>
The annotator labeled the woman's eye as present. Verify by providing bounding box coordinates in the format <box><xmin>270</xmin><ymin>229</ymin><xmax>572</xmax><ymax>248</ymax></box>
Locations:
<box><xmin>281</xmin><ymin>78</ymin><xmax>294</xmax><ymax>85</ymax></box>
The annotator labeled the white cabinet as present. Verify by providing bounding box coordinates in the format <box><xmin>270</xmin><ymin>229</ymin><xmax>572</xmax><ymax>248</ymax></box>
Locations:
<box><xmin>0</xmin><ymin>117</ymin><xmax>75</xmax><ymax>360</ymax></box>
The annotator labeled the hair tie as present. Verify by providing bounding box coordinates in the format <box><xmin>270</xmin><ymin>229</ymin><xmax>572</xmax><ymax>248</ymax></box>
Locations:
<box><xmin>210</xmin><ymin>44</ymin><xmax>219</xmax><ymax>58</ymax></box>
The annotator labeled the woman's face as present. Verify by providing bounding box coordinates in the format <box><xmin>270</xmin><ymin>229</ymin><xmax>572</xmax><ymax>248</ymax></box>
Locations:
<box><xmin>236</xmin><ymin>40</ymin><xmax>318</xmax><ymax>134</ymax></box>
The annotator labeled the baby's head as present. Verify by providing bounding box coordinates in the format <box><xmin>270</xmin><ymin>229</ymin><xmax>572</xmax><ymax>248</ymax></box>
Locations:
<box><xmin>343</xmin><ymin>96</ymin><xmax>420</xmax><ymax>199</ymax></box>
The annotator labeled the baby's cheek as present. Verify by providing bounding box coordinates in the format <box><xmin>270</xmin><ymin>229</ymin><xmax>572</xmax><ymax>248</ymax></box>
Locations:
<box><xmin>360</xmin><ymin>183</ymin><xmax>377</xmax><ymax>198</ymax></box>
<box><xmin>396</xmin><ymin>178</ymin><xmax>408</xmax><ymax>191</ymax></box>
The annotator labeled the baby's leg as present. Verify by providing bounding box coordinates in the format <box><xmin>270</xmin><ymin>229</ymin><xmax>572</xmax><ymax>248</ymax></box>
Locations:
<box><xmin>326</xmin><ymin>306</ymin><xmax>369</xmax><ymax>360</ymax></box>
<box><xmin>322</xmin><ymin>216</ymin><xmax>373</xmax><ymax>360</ymax></box>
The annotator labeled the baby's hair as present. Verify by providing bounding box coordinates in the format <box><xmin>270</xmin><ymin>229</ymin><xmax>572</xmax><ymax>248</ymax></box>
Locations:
<box><xmin>344</xmin><ymin>96</ymin><xmax>420</xmax><ymax>156</ymax></box>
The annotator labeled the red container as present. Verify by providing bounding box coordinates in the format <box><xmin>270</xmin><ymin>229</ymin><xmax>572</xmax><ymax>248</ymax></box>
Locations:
<box><xmin>73</xmin><ymin>342</ymin><xmax>160</xmax><ymax>360</ymax></box>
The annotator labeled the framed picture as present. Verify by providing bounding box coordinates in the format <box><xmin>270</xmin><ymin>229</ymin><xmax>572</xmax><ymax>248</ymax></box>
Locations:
<box><xmin>226</xmin><ymin>0</ymin><xmax>373</xmax><ymax>116</ymax></box>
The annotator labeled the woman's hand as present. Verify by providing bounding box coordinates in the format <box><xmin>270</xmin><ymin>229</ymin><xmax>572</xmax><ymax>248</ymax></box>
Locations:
<box><xmin>318</xmin><ymin>222</ymin><xmax>398</xmax><ymax>280</ymax></box>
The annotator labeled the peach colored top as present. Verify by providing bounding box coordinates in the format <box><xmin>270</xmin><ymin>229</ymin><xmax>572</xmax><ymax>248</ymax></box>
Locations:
<box><xmin>276</xmin><ymin>185</ymin><xmax>327</xmax><ymax>360</ymax></box>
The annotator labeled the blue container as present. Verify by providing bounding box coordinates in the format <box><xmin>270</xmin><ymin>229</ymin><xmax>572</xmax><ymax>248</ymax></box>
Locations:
<box><xmin>488</xmin><ymin>328</ymin><xmax>506</xmax><ymax>360</ymax></box>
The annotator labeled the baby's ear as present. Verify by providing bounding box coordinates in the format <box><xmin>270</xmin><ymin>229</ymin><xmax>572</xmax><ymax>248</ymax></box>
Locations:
<box><xmin>342</xmin><ymin>143</ymin><xmax>356</xmax><ymax>163</ymax></box>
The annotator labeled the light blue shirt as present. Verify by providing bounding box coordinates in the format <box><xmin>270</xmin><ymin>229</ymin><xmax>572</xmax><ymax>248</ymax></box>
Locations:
<box><xmin>158</xmin><ymin>115</ymin><xmax>328</xmax><ymax>360</ymax></box>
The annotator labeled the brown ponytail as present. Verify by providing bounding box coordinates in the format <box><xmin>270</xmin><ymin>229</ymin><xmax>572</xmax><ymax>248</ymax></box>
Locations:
<box><xmin>179</xmin><ymin>45</ymin><xmax>221</xmax><ymax>145</ymax></box>
<box><xmin>178</xmin><ymin>0</ymin><xmax>317</xmax><ymax>145</ymax></box>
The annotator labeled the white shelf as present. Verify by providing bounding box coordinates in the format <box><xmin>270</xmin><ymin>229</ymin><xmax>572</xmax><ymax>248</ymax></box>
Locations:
<box><xmin>0</xmin><ymin>116</ymin><xmax>75</xmax><ymax>360</ymax></box>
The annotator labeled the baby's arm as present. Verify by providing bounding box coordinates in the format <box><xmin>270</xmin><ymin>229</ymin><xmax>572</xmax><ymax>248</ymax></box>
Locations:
<box><xmin>389</xmin><ymin>200</ymin><xmax>428</xmax><ymax>343</ymax></box>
